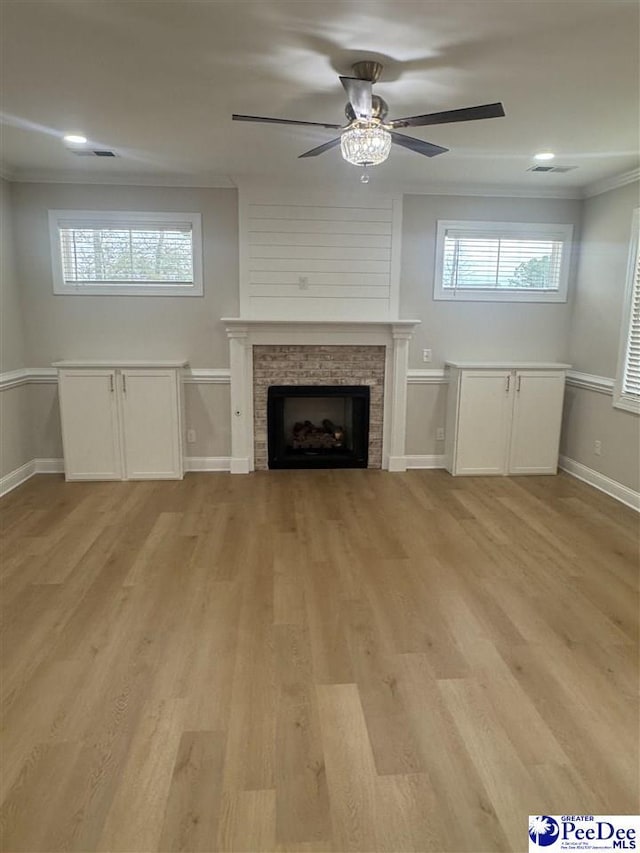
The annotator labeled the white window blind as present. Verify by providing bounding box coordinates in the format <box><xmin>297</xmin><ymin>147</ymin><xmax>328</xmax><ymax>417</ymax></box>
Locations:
<box><xmin>434</xmin><ymin>220</ymin><xmax>573</xmax><ymax>302</ymax></box>
<box><xmin>48</xmin><ymin>210</ymin><xmax>203</xmax><ymax>296</ymax></box>
<box><xmin>621</xmin><ymin>224</ymin><xmax>640</xmax><ymax>399</ymax></box>
<box><xmin>59</xmin><ymin>222</ymin><xmax>193</xmax><ymax>285</ymax></box>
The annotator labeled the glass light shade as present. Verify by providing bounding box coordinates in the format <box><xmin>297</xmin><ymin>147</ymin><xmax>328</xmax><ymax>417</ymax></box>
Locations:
<box><xmin>340</xmin><ymin>124</ymin><xmax>392</xmax><ymax>166</ymax></box>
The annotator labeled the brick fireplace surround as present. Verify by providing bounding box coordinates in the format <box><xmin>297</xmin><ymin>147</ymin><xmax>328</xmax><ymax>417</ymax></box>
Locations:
<box><xmin>253</xmin><ymin>345</ymin><xmax>385</xmax><ymax>470</ymax></box>
<box><xmin>222</xmin><ymin>319</ymin><xmax>420</xmax><ymax>474</ymax></box>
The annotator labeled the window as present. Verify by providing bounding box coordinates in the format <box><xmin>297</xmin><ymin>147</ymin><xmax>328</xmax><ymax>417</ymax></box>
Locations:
<box><xmin>48</xmin><ymin>210</ymin><xmax>203</xmax><ymax>296</ymax></box>
<box><xmin>434</xmin><ymin>220</ymin><xmax>573</xmax><ymax>302</ymax></box>
<box><xmin>614</xmin><ymin>208</ymin><xmax>640</xmax><ymax>414</ymax></box>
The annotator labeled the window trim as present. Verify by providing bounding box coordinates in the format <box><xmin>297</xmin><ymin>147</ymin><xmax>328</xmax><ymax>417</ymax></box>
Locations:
<box><xmin>613</xmin><ymin>207</ymin><xmax>640</xmax><ymax>415</ymax></box>
<box><xmin>433</xmin><ymin>219</ymin><xmax>574</xmax><ymax>303</ymax></box>
<box><xmin>48</xmin><ymin>210</ymin><xmax>204</xmax><ymax>296</ymax></box>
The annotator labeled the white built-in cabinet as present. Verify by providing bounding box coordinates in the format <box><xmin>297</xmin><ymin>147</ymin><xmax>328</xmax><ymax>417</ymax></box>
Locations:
<box><xmin>444</xmin><ymin>362</ymin><xmax>570</xmax><ymax>476</ymax></box>
<box><xmin>54</xmin><ymin>361</ymin><xmax>186</xmax><ymax>481</ymax></box>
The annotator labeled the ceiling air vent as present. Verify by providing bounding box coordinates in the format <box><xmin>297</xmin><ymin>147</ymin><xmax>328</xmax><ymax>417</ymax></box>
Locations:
<box><xmin>68</xmin><ymin>148</ymin><xmax>117</xmax><ymax>157</ymax></box>
<box><xmin>528</xmin><ymin>165</ymin><xmax>576</xmax><ymax>173</ymax></box>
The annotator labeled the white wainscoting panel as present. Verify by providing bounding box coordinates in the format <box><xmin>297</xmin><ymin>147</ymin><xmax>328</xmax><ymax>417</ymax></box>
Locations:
<box><xmin>239</xmin><ymin>190</ymin><xmax>402</xmax><ymax>320</ymax></box>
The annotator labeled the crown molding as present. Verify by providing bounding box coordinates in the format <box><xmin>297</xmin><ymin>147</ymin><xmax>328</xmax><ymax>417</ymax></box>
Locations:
<box><xmin>5</xmin><ymin>169</ymin><xmax>237</xmax><ymax>188</ymax></box>
<box><xmin>5</xmin><ymin>166</ymin><xmax>635</xmax><ymax>200</ymax></box>
<box><xmin>403</xmin><ymin>182</ymin><xmax>583</xmax><ymax>200</ymax></box>
<box><xmin>582</xmin><ymin>167</ymin><xmax>640</xmax><ymax>199</ymax></box>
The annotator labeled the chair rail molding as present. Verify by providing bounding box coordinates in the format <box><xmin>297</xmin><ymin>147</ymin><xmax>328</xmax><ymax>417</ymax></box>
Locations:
<box><xmin>407</xmin><ymin>369</ymin><xmax>447</xmax><ymax>384</ymax></box>
<box><xmin>565</xmin><ymin>370</ymin><xmax>615</xmax><ymax>395</ymax></box>
<box><xmin>0</xmin><ymin>367</ymin><xmax>57</xmax><ymax>390</ymax></box>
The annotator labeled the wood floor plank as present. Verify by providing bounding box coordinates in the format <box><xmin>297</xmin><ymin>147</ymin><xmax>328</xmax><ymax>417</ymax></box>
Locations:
<box><xmin>217</xmin><ymin>789</ymin><xmax>276</xmax><ymax>853</ymax></box>
<box><xmin>316</xmin><ymin>683</ymin><xmax>379</xmax><ymax>853</ymax></box>
<box><xmin>275</xmin><ymin>624</ymin><xmax>331</xmax><ymax>846</ymax></box>
<box><xmin>438</xmin><ymin>676</ymin><xmax>546</xmax><ymax>851</ymax></box>
<box><xmin>0</xmin><ymin>469</ymin><xmax>637</xmax><ymax>852</ymax></box>
<box><xmin>98</xmin><ymin>698</ymin><xmax>186</xmax><ymax>852</ymax></box>
<box><xmin>157</xmin><ymin>730</ymin><xmax>226</xmax><ymax>852</ymax></box>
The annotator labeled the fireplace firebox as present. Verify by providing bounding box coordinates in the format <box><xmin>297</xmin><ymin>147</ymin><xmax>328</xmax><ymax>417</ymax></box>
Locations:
<box><xmin>267</xmin><ymin>385</ymin><xmax>370</xmax><ymax>469</ymax></box>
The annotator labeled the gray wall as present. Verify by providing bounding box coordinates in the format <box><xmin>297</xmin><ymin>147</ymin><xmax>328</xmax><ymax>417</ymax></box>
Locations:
<box><xmin>561</xmin><ymin>180</ymin><xmax>640</xmax><ymax>492</ymax></box>
<box><xmin>3</xmin><ymin>179</ymin><xmax>638</xmax><ymax>493</ymax></box>
<box><xmin>400</xmin><ymin>193</ymin><xmax>583</xmax><ymax>368</ymax></box>
<box><xmin>1</xmin><ymin>179</ymin><xmax>31</xmax><ymax>477</ymax></box>
<box><xmin>1</xmin><ymin>179</ymin><xmax>25</xmax><ymax>372</ymax></box>
<box><xmin>568</xmin><ymin>181</ymin><xmax>639</xmax><ymax>375</ymax></box>
<box><xmin>11</xmin><ymin>183</ymin><xmax>239</xmax><ymax>367</ymax></box>
<box><xmin>8</xmin><ymin>183</ymin><xmax>238</xmax><ymax>469</ymax></box>
<box><xmin>400</xmin><ymin>193</ymin><xmax>583</xmax><ymax>457</ymax></box>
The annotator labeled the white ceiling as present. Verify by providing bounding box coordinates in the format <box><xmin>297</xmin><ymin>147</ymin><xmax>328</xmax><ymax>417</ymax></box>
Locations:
<box><xmin>1</xmin><ymin>1</ymin><xmax>638</xmax><ymax>194</ymax></box>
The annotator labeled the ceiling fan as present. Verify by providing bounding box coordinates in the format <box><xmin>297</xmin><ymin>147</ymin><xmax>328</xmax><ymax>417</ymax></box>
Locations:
<box><xmin>232</xmin><ymin>60</ymin><xmax>505</xmax><ymax>172</ymax></box>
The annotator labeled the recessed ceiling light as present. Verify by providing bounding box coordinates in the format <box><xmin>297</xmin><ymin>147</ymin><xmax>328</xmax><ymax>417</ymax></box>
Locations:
<box><xmin>534</xmin><ymin>151</ymin><xmax>555</xmax><ymax>161</ymax></box>
<box><xmin>63</xmin><ymin>133</ymin><xmax>87</xmax><ymax>144</ymax></box>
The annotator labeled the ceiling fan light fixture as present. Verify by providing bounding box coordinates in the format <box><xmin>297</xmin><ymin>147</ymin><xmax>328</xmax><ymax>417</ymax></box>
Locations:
<box><xmin>340</xmin><ymin>122</ymin><xmax>392</xmax><ymax>167</ymax></box>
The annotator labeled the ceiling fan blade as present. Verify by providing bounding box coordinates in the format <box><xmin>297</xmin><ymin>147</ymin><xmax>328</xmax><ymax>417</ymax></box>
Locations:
<box><xmin>232</xmin><ymin>114</ymin><xmax>342</xmax><ymax>130</ymax></box>
<box><xmin>298</xmin><ymin>138</ymin><xmax>342</xmax><ymax>158</ymax></box>
<box><xmin>390</xmin><ymin>132</ymin><xmax>449</xmax><ymax>158</ymax></box>
<box><xmin>339</xmin><ymin>76</ymin><xmax>373</xmax><ymax>120</ymax></box>
<box><xmin>391</xmin><ymin>102</ymin><xmax>505</xmax><ymax>129</ymax></box>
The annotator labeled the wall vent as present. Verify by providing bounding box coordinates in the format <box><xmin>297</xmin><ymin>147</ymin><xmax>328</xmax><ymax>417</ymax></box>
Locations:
<box><xmin>528</xmin><ymin>165</ymin><xmax>577</xmax><ymax>173</ymax></box>
<box><xmin>68</xmin><ymin>148</ymin><xmax>117</xmax><ymax>157</ymax></box>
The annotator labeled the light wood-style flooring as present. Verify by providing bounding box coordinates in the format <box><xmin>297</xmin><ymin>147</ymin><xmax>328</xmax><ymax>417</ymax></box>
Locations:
<box><xmin>1</xmin><ymin>470</ymin><xmax>638</xmax><ymax>852</ymax></box>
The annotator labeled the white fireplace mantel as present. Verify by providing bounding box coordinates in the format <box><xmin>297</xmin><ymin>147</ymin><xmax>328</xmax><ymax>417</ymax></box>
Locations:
<box><xmin>222</xmin><ymin>318</ymin><xmax>421</xmax><ymax>474</ymax></box>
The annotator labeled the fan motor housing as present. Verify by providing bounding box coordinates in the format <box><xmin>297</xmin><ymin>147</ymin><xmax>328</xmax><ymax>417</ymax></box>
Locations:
<box><xmin>345</xmin><ymin>95</ymin><xmax>389</xmax><ymax>123</ymax></box>
<box><xmin>351</xmin><ymin>60</ymin><xmax>384</xmax><ymax>83</ymax></box>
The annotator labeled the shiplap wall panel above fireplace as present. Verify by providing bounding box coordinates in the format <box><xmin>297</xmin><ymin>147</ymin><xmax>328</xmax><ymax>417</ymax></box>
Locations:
<box><xmin>239</xmin><ymin>190</ymin><xmax>402</xmax><ymax>320</ymax></box>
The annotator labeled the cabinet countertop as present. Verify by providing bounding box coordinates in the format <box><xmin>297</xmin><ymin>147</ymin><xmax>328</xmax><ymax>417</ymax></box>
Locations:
<box><xmin>53</xmin><ymin>360</ymin><xmax>189</xmax><ymax>369</ymax></box>
<box><xmin>445</xmin><ymin>361</ymin><xmax>571</xmax><ymax>370</ymax></box>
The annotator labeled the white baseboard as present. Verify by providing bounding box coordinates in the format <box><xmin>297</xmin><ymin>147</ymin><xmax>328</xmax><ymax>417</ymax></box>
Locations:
<box><xmin>0</xmin><ymin>457</ymin><xmax>64</xmax><ymax>497</ymax></box>
<box><xmin>387</xmin><ymin>455</ymin><xmax>409</xmax><ymax>472</ymax></box>
<box><xmin>0</xmin><ymin>460</ymin><xmax>36</xmax><ymax>496</ymax></box>
<box><xmin>185</xmin><ymin>456</ymin><xmax>231</xmax><ymax>472</ymax></box>
<box><xmin>34</xmin><ymin>458</ymin><xmax>64</xmax><ymax>474</ymax></box>
<box><xmin>229</xmin><ymin>457</ymin><xmax>251</xmax><ymax>474</ymax></box>
<box><xmin>559</xmin><ymin>455</ymin><xmax>640</xmax><ymax>511</ymax></box>
<box><xmin>405</xmin><ymin>454</ymin><xmax>446</xmax><ymax>469</ymax></box>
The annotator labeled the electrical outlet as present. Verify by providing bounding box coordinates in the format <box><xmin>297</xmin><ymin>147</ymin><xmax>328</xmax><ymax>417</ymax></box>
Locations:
<box><xmin>594</xmin><ymin>439</ymin><xmax>602</xmax><ymax>456</ymax></box>
<box><xmin>187</xmin><ymin>429</ymin><xmax>196</xmax><ymax>444</ymax></box>
<box><xmin>422</xmin><ymin>348</ymin><xmax>432</xmax><ymax>363</ymax></box>
<box><xmin>436</xmin><ymin>427</ymin><xmax>445</xmax><ymax>441</ymax></box>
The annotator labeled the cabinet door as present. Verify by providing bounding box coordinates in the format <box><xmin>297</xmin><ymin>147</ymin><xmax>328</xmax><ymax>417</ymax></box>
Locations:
<box><xmin>454</xmin><ymin>371</ymin><xmax>513</xmax><ymax>475</ymax></box>
<box><xmin>120</xmin><ymin>369</ymin><xmax>182</xmax><ymax>479</ymax></box>
<box><xmin>509</xmin><ymin>371</ymin><xmax>565</xmax><ymax>474</ymax></box>
<box><xmin>58</xmin><ymin>370</ymin><xmax>122</xmax><ymax>480</ymax></box>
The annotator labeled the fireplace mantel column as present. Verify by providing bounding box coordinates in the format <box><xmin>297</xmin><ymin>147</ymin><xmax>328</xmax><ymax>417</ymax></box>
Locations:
<box><xmin>388</xmin><ymin>325</ymin><xmax>413</xmax><ymax>472</ymax></box>
<box><xmin>227</xmin><ymin>324</ymin><xmax>252</xmax><ymax>474</ymax></box>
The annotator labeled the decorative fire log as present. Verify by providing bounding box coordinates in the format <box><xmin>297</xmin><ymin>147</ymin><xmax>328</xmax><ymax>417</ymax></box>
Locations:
<box><xmin>322</xmin><ymin>419</ymin><xmax>345</xmax><ymax>444</ymax></box>
<box><xmin>291</xmin><ymin>419</ymin><xmax>345</xmax><ymax>449</ymax></box>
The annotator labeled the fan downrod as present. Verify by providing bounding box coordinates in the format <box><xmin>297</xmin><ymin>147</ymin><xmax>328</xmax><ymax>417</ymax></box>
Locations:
<box><xmin>351</xmin><ymin>60</ymin><xmax>383</xmax><ymax>83</ymax></box>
